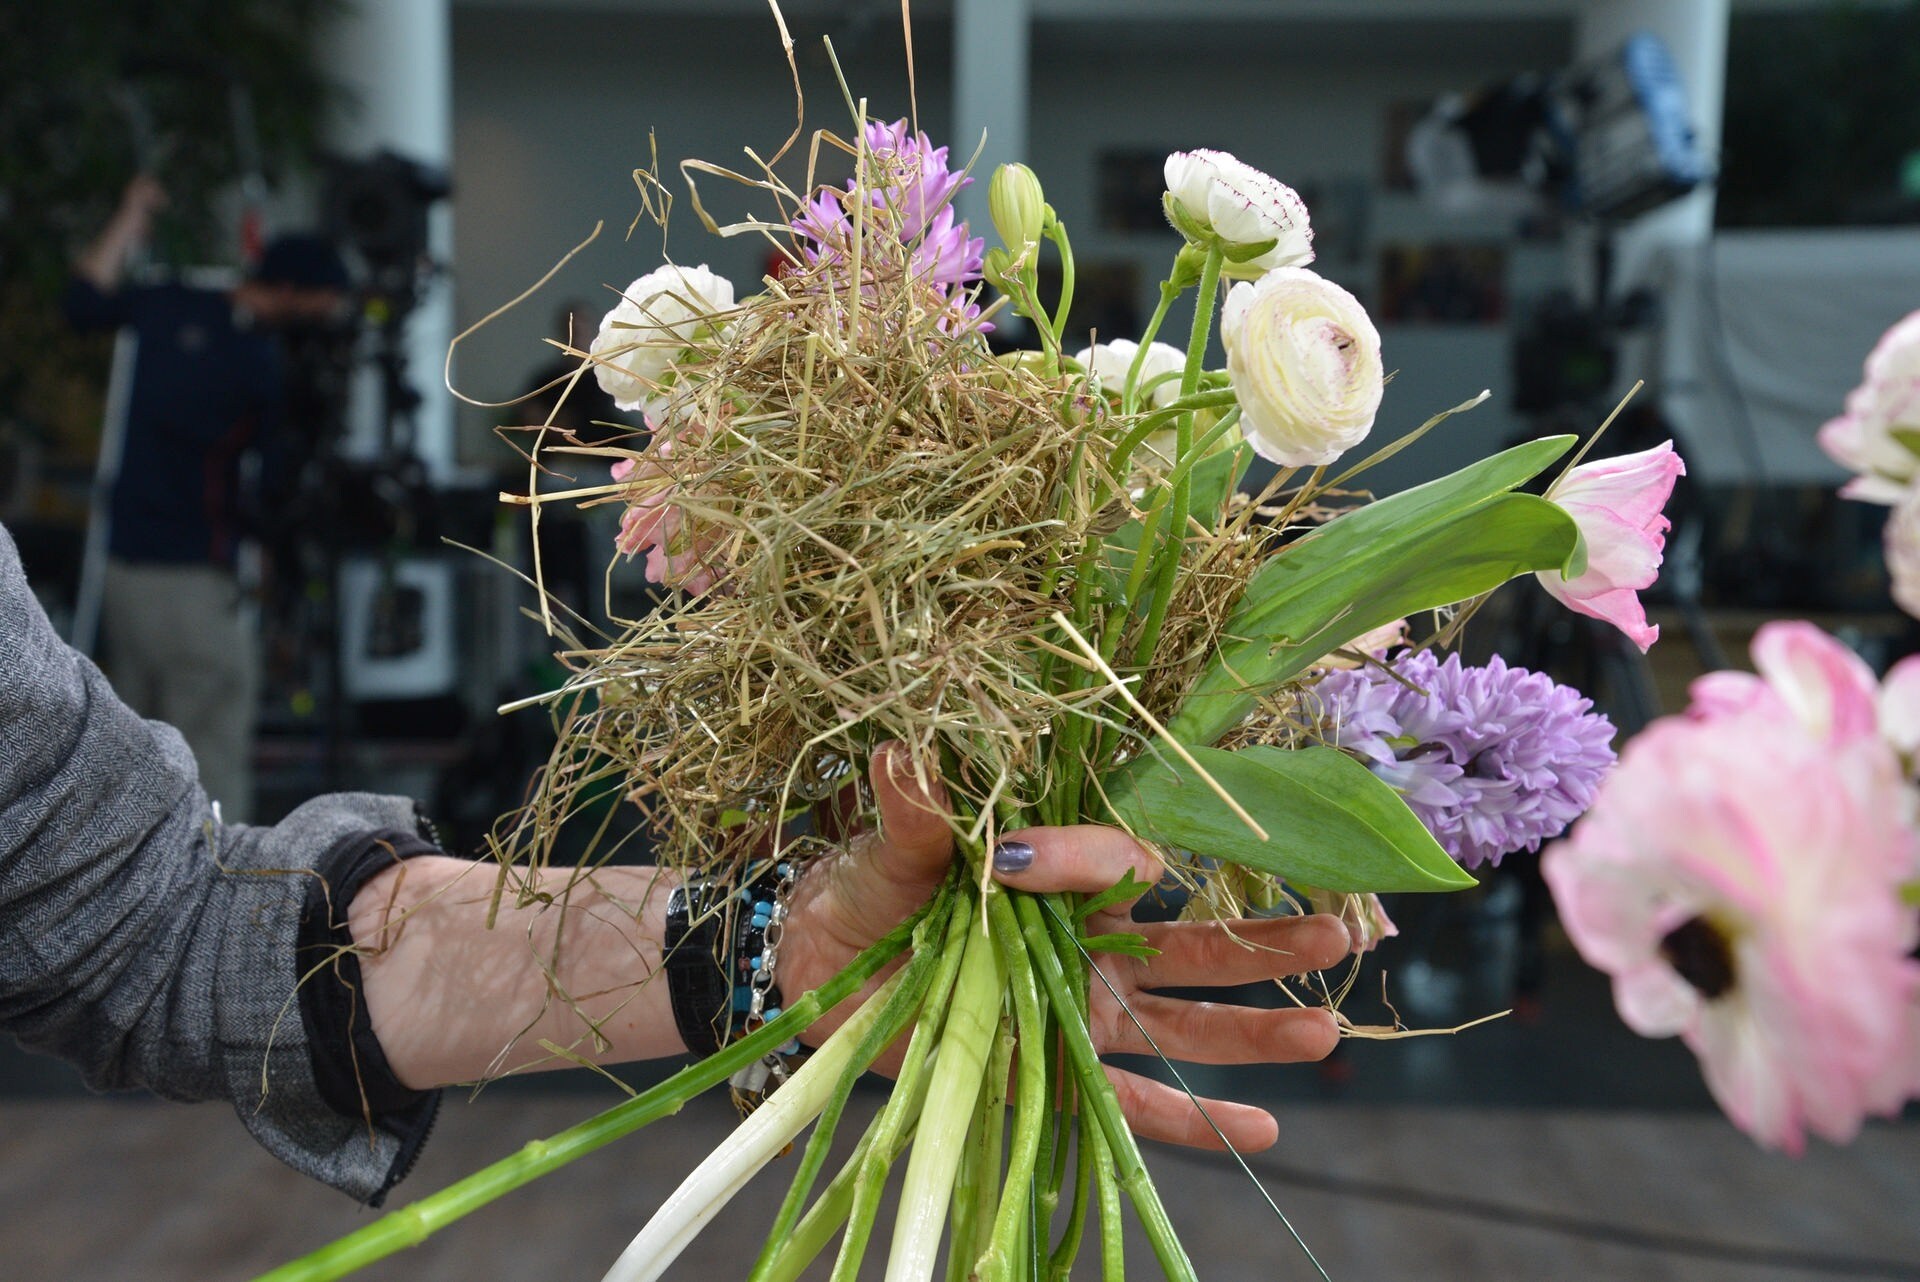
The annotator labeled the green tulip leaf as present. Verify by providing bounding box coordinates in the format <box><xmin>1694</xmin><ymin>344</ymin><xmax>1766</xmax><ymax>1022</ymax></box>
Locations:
<box><xmin>1167</xmin><ymin>437</ymin><xmax>1579</xmax><ymax>746</ymax></box>
<box><xmin>1104</xmin><ymin>743</ymin><xmax>1474</xmax><ymax>893</ymax></box>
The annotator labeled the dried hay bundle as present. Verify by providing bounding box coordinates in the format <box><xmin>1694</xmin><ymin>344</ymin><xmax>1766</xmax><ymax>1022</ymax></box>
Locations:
<box><xmin>496</xmin><ymin>151</ymin><xmax>1281</xmax><ymax>888</ymax></box>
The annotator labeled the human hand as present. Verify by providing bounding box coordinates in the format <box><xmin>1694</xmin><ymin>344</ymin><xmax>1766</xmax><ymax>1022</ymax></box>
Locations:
<box><xmin>117</xmin><ymin>175</ymin><xmax>168</xmax><ymax>230</ymax></box>
<box><xmin>777</xmin><ymin>743</ymin><xmax>1350</xmax><ymax>1152</ymax></box>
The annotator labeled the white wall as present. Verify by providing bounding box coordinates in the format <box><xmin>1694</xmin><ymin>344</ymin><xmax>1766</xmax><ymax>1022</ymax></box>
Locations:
<box><xmin>451</xmin><ymin>9</ymin><xmax>1575</xmax><ymax>492</ymax></box>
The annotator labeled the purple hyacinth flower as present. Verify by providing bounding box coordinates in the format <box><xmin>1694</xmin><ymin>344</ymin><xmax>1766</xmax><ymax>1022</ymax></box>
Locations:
<box><xmin>1314</xmin><ymin>649</ymin><xmax>1616</xmax><ymax>870</ymax></box>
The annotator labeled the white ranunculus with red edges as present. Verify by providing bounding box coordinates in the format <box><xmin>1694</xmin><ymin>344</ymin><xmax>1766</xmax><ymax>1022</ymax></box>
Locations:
<box><xmin>1220</xmin><ymin>268</ymin><xmax>1382</xmax><ymax>468</ymax></box>
<box><xmin>591</xmin><ymin>264</ymin><xmax>737</xmax><ymax>413</ymax></box>
<box><xmin>1163</xmin><ymin>149</ymin><xmax>1314</xmax><ymax>278</ymax></box>
<box><xmin>1537</xmin><ymin>441</ymin><xmax>1685</xmax><ymax>653</ymax></box>
<box><xmin>1819</xmin><ymin>310</ymin><xmax>1920</xmax><ymax>504</ymax></box>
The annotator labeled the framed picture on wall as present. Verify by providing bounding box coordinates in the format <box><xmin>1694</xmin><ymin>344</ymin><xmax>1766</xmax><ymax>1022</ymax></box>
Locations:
<box><xmin>1036</xmin><ymin>259</ymin><xmax>1142</xmax><ymax>352</ymax></box>
<box><xmin>1096</xmin><ymin>150</ymin><xmax>1176</xmax><ymax>234</ymax></box>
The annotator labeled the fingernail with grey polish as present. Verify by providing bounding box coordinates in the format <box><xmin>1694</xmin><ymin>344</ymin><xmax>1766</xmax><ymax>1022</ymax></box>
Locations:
<box><xmin>992</xmin><ymin>840</ymin><xmax>1035</xmax><ymax>873</ymax></box>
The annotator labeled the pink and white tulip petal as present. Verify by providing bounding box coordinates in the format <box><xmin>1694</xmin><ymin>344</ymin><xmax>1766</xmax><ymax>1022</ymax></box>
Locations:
<box><xmin>1537</xmin><ymin>441</ymin><xmax>1685</xmax><ymax>652</ymax></box>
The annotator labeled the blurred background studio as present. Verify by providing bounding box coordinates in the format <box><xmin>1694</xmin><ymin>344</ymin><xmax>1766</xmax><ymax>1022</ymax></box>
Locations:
<box><xmin>3</xmin><ymin>1</ymin><xmax>1918</xmax><ymax>1278</ymax></box>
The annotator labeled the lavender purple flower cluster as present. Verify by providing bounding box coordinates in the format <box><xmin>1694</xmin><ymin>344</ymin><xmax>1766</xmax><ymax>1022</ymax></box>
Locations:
<box><xmin>791</xmin><ymin>119</ymin><xmax>986</xmax><ymax>325</ymax></box>
<box><xmin>1315</xmin><ymin>649</ymin><xmax>1616</xmax><ymax>870</ymax></box>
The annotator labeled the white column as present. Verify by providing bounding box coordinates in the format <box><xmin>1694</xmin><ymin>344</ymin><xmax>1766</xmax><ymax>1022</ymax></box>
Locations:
<box><xmin>1575</xmin><ymin>0</ymin><xmax>1729</xmax><ymax>291</ymax></box>
<box><xmin>321</xmin><ymin>0</ymin><xmax>456</xmax><ymax>476</ymax></box>
<box><xmin>952</xmin><ymin>0</ymin><xmax>1031</xmax><ymax>238</ymax></box>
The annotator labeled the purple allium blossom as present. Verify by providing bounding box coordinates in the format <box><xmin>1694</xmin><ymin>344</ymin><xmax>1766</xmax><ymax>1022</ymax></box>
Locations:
<box><xmin>1314</xmin><ymin>649</ymin><xmax>1616</xmax><ymax>870</ymax></box>
<box><xmin>791</xmin><ymin>119</ymin><xmax>986</xmax><ymax>325</ymax></box>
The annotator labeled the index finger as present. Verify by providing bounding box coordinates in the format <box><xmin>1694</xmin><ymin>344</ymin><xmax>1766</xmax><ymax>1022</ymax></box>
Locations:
<box><xmin>989</xmin><ymin>825</ymin><xmax>1164</xmax><ymax>898</ymax></box>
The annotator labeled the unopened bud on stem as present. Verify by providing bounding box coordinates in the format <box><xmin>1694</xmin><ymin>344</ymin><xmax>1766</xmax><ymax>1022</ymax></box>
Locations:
<box><xmin>989</xmin><ymin>163</ymin><xmax>1047</xmax><ymax>250</ymax></box>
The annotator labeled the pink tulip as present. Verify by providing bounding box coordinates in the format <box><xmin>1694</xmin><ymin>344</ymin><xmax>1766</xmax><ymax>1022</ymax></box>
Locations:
<box><xmin>1543</xmin><ymin>656</ymin><xmax>1920</xmax><ymax>1153</ymax></box>
<box><xmin>1537</xmin><ymin>441</ymin><xmax>1685</xmax><ymax>652</ymax></box>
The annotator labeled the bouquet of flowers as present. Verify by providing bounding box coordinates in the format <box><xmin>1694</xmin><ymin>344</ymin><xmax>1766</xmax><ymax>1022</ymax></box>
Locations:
<box><xmin>266</xmin><ymin>45</ymin><xmax>1682</xmax><ymax>1282</ymax></box>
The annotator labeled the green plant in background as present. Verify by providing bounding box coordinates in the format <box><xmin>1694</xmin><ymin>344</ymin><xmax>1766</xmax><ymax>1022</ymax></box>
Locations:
<box><xmin>1718</xmin><ymin>0</ymin><xmax>1920</xmax><ymax>227</ymax></box>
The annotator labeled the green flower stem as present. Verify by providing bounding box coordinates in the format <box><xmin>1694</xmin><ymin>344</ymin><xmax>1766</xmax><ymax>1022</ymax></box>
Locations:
<box><xmin>1102</xmin><ymin>389</ymin><xmax>1238</xmax><ymax>501</ymax></box>
<box><xmin>1161</xmin><ymin>407</ymin><xmax>1243</xmax><ymax>492</ymax></box>
<box><xmin>601</xmin><ymin>957</ymin><xmax>931</xmax><ymax>1282</ymax></box>
<box><xmin>1091</xmin><ymin>1121</ymin><xmax>1125</xmax><ymax>1282</ymax></box>
<box><xmin>762</xmin><ymin>1079</ymin><xmax>933</xmax><ymax>1282</ymax></box>
<box><xmin>1031</xmin><ymin>1013</ymin><xmax>1067</xmax><ymax>1268</ymax></box>
<box><xmin>881</xmin><ymin>906</ymin><xmax>1006</xmax><ymax>1281</ymax></box>
<box><xmin>1046</xmin><ymin>1115</ymin><xmax>1095</xmax><ymax>1282</ymax></box>
<box><xmin>975</xmin><ymin>890</ymin><xmax>1051</xmax><ymax>1281</ymax></box>
<box><xmin>252</xmin><ymin>904</ymin><xmax>933</xmax><ymax>1282</ymax></box>
<box><xmin>1012</xmin><ymin>894</ymin><xmax>1196</xmax><ymax>1282</ymax></box>
<box><xmin>1132</xmin><ymin>242</ymin><xmax>1226</xmax><ymax>671</ymax></box>
<box><xmin>947</xmin><ymin>1004</ymin><xmax>1014</xmax><ymax>1282</ymax></box>
<box><xmin>1047</xmin><ymin>219</ymin><xmax>1077</xmax><ymax>352</ymax></box>
<box><xmin>942</xmin><ymin>1085</ymin><xmax>983</xmax><ymax>1282</ymax></box>
<box><xmin>747</xmin><ymin>897</ymin><xmax>953</xmax><ymax>1282</ymax></box>
<box><xmin>1122</xmin><ymin>282</ymin><xmax>1181</xmax><ymax>415</ymax></box>
<box><xmin>831</xmin><ymin>886</ymin><xmax>979</xmax><ymax>1282</ymax></box>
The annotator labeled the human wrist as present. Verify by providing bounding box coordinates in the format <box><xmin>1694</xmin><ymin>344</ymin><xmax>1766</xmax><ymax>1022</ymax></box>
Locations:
<box><xmin>353</xmin><ymin>860</ymin><xmax>690</xmax><ymax>1087</ymax></box>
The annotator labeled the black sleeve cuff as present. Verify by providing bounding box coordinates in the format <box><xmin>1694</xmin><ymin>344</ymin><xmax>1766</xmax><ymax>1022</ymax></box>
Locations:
<box><xmin>297</xmin><ymin>826</ymin><xmax>443</xmax><ymax>1203</ymax></box>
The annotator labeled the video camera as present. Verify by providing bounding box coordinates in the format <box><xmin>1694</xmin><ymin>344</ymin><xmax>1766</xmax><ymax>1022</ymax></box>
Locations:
<box><xmin>321</xmin><ymin>150</ymin><xmax>451</xmax><ymax>313</ymax></box>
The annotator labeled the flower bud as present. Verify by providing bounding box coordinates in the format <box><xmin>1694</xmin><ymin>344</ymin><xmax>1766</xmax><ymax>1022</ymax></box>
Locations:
<box><xmin>1221</xmin><ymin>268</ymin><xmax>1382</xmax><ymax>468</ymax></box>
<box><xmin>989</xmin><ymin>162</ymin><xmax>1047</xmax><ymax>249</ymax></box>
<box><xmin>1162</xmin><ymin>149</ymin><xmax>1314</xmax><ymax>278</ymax></box>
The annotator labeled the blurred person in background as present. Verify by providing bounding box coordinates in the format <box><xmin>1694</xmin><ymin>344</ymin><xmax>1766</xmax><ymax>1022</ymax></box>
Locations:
<box><xmin>64</xmin><ymin>174</ymin><xmax>351</xmax><ymax>823</ymax></box>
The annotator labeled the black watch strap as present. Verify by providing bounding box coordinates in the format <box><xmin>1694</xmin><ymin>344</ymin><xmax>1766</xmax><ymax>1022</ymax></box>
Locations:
<box><xmin>664</xmin><ymin>881</ymin><xmax>732</xmax><ymax>1057</ymax></box>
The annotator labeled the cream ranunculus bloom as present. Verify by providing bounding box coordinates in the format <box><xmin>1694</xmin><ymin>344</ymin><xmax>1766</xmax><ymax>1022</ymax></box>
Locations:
<box><xmin>1163</xmin><ymin>148</ymin><xmax>1314</xmax><ymax>277</ymax></box>
<box><xmin>591</xmin><ymin>264</ymin><xmax>737</xmax><ymax>413</ymax></box>
<box><xmin>1077</xmin><ymin>337</ymin><xmax>1190</xmax><ymax>472</ymax></box>
<box><xmin>1221</xmin><ymin>268</ymin><xmax>1382</xmax><ymax>468</ymax></box>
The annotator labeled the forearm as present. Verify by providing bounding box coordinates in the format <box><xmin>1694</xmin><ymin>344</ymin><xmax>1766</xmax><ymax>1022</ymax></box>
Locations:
<box><xmin>352</xmin><ymin>857</ymin><xmax>690</xmax><ymax>1089</ymax></box>
<box><xmin>74</xmin><ymin>208</ymin><xmax>146</xmax><ymax>292</ymax></box>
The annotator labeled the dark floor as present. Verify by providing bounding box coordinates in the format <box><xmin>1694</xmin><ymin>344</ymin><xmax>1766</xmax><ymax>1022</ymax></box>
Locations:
<box><xmin>5</xmin><ymin>1095</ymin><xmax>1916</xmax><ymax>1281</ymax></box>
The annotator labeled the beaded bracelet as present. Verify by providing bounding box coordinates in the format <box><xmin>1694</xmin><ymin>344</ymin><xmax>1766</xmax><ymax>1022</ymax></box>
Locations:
<box><xmin>663</xmin><ymin>861</ymin><xmax>801</xmax><ymax>1108</ymax></box>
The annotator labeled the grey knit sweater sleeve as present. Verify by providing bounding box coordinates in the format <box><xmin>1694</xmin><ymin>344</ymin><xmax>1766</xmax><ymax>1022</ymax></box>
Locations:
<box><xmin>0</xmin><ymin>521</ymin><xmax>435</xmax><ymax>1201</ymax></box>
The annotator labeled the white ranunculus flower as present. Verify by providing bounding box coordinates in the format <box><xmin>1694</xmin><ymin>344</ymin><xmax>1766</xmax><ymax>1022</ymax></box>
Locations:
<box><xmin>591</xmin><ymin>264</ymin><xmax>737</xmax><ymax>412</ymax></box>
<box><xmin>1075</xmin><ymin>338</ymin><xmax>1186</xmax><ymax>409</ymax></box>
<box><xmin>1079</xmin><ymin>337</ymin><xmax>1189</xmax><ymax>472</ymax></box>
<box><xmin>1820</xmin><ymin>310</ymin><xmax>1920</xmax><ymax>505</ymax></box>
<box><xmin>1163</xmin><ymin>149</ymin><xmax>1314</xmax><ymax>277</ymax></box>
<box><xmin>1221</xmin><ymin>268</ymin><xmax>1383</xmax><ymax>468</ymax></box>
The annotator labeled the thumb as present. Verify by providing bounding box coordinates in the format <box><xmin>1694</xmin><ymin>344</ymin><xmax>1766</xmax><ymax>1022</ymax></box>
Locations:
<box><xmin>866</xmin><ymin>742</ymin><xmax>955</xmax><ymax>887</ymax></box>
